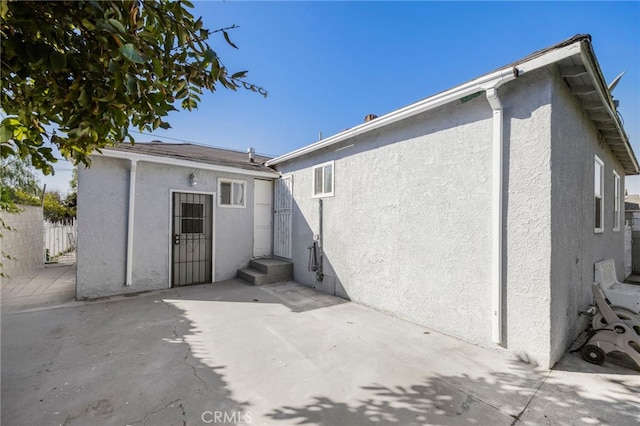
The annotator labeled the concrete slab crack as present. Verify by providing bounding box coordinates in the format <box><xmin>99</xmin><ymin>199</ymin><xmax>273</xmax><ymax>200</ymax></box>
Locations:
<box><xmin>180</xmin><ymin>401</ymin><xmax>187</xmax><ymax>426</ymax></box>
<box><xmin>162</xmin><ymin>299</ymin><xmax>209</xmax><ymax>393</ymax></box>
<box><xmin>184</xmin><ymin>346</ymin><xmax>209</xmax><ymax>393</ymax></box>
<box><xmin>510</xmin><ymin>370</ymin><xmax>551</xmax><ymax>425</ymax></box>
<box><xmin>128</xmin><ymin>398</ymin><xmax>183</xmax><ymax>425</ymax></box>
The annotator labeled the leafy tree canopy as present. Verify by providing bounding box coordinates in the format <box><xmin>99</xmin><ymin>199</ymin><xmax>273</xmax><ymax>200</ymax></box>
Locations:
<box><xmin>1</xmin><ymin>0</ymin><xmax>265</xmax><ymax>175</ymax></box>
<box><xmin>0</xmin><ymin>156</ymin><xmax>41</xmax><ymax>209</ymax></box>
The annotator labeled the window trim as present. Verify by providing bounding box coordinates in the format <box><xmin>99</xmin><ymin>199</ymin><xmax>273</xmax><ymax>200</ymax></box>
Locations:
<box><xmin>312</xmin><ymin>160</ymin><xmax>335</xmax><ymax>198</ymax></box>
<box><xmin>218</xmin><ymin>178</ymin><xmax>246</xmax><ymax>208</ymax></box>
<box><xmin>613</xmin><ymin>170</ymin><xmax>620</xmax><ymax>232</ymax></box>
<box><xmin>594</xmin><ymin>155</ymin><xmax>604</xmax><ymax>234</ymax></box>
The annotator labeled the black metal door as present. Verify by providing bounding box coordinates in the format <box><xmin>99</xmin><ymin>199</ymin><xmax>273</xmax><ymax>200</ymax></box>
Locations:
<box><xmin>172</xmin><ymin>192</ymin><xmax>213</xmax><ymax>286</ymax></box>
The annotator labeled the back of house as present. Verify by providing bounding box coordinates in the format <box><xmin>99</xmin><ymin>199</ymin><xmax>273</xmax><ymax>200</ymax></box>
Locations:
<box><xmin>77</xmin><ymin>35</ymin><xmax>638</xmax><ymax>368</ymax></box>
<box><xmin>266</xmin><ymin>34</ymin><xmax>638</xmax><ymax>368</ymax></box>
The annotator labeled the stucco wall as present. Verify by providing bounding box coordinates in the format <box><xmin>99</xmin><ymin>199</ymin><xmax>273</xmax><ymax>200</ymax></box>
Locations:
<box><xmin>499</xmin><ymin>70</ymin><xmax>554</xmax><ymax>366</ymax></box>
<box><xmin>548</xmin><ymin>68</ymin><xmax>626</xmax><ymax>366</ymax></box>
<box><xmin>1</xmin><ymin>205</ymin><xmax>43</xmax><ymax>277</ymax></box>
<box><xmin>277</xmin><ymin>69</ymin><xmax>560</xmax><ymax>364</ymax></box>
<box><xmin>278</xmin><ymin>93</ymin><xmax>496</xmax><ymax>346</ymax></box>
<box><xmin>77</xmin><ymin>156</ymin><xmax>263</xmax><ymax>299</ymax></box>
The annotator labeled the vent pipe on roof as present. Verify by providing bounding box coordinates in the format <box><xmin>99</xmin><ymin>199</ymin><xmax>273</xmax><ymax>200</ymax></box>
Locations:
<box><xmin>248</xmin><ymin>147</ymin><xmax>255</xmax><ymax>163</ymax></box>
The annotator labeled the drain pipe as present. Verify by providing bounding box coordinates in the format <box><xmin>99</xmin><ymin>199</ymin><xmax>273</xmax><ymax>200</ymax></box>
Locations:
<box><xmin>486</xmin><ymin>87</ymin><xmax>505</xmax><ymax>345</ymax></box>
<box><xmin>126</xmin><ymin>159</ymin><xmax>138</xmax><ymax>286</ymax></box>
<box><xmin>317</xmin><ymin>199</ymin><xmax>324</xmax><ymax>282</ymax></box>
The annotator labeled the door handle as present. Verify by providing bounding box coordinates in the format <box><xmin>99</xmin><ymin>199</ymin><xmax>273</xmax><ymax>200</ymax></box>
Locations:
<box><xmin>174</xmin><ymin>234</ymin><xmax>180</xmax><ymax>245</ymax></box>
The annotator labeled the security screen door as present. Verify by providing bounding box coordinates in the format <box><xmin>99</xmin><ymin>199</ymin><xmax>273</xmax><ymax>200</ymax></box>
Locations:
<box><xmin>172</xmin><ymin>192</ymin><xmax>213</xmax><ymax>286</ymax></box>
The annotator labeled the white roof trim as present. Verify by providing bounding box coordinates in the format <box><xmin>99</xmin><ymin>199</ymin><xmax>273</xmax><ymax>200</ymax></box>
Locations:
<box><xmin>266</xmin><ymin>42</ymin><xmax>585</xmax><ymax>166</ymax></box>
<box><xmin>96</xmin><ymin>148</ymin><xmax>280</xmax><ymax>178</ymax></box>
<box><xmin>578</xmin><ymin>43</ymin><xmax>639</xmax><ymax>174</ymax></box>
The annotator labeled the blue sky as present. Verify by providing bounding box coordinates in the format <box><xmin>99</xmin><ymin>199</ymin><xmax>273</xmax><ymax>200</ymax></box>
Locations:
<box><xmin>42</xmin><ymin>1</ymin><xmax>640</xmax><ymax>193</ymax></box>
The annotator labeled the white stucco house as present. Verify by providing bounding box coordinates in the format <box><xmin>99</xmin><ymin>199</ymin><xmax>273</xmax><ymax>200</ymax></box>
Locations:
<box><xmin>77</xmin><ymin>143</ymin><xmax>279</xmax><ymax>297</ymax></box>
<box><xmin>78</xmin><ymin>34</ymin><xmax>638</xmax><ymax>368</ymax></box>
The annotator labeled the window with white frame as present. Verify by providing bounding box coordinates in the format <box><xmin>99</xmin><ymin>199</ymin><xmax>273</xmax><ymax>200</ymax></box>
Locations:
<box><xmin>594</xmin><ymin>156</ymin><xmax>604</xmax><ymax>233</ymax></box>
<box><xmin>218</xmin><ymin>179</ymin><xmax>245</xmax><ymax>207</ymax></box>
<box><xmin>613</xmin><ymin>171</ymin><xmax>620</xmax><ymax>231</ymax></box>
<box><xmin>312</xmin><ymin>161</ymin><xmax>334</xmax><ymax>197</ymax></box>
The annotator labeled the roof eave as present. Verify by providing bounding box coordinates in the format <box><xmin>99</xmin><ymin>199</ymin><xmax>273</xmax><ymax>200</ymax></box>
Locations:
<box><xmin>578</xmin><ymin>41</ymin><xmax>640</xmax><ymax>175</ymax></box>
<box><xmin>266</xmin><ymin>42</ymin><xmax>585</xmax><ymax>167</ymax></box>
<box><xmin>267</xmin><ymin>37</ymin><xmax>640</xmax><ymax>175</ymax></box>
<box><xmin>96</xmin><ymin>148</ymin><xmax>280</xmax><ymax>179</ymax></box>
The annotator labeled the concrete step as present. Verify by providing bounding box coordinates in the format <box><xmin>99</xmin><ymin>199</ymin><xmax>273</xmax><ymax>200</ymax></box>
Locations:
<box><xmin>238</xmin><ymin>258</ymin><xmax>293</xmax><ymax>286</ymax></box>
<box><xmin>237</xmin><ymin>268</ymin><xmax>269</xmax><ymax>286</ymax></box>
<box><xmin>249</xmin><ymin>258</ymin><xmax>293</xmax><ymax>282</ymax></box>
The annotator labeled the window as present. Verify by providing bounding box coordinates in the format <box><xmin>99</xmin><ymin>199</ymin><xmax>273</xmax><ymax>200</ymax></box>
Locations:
<box><xmin>594</xmin><ymin>156</ymin><xmax>604</xmax><ymax>233</ymax></box>
<box><xmin>613</xmin><ymin>171</ymin><xmax>620</xmax><ymax>231</ymax></box>
<box><xmin>312</xmin><ymin>161</ymin><xmax>334</xmax><ymax>197</ymax></box>
<box><xmin>218</xmin><ymin>179</ymin><xmax>245</xmax><ymax>207</ymax></box>
<box><xmin>181</xmin><ymin>203</ymin><xmax>204</xmax><ymax>233</ymax></box>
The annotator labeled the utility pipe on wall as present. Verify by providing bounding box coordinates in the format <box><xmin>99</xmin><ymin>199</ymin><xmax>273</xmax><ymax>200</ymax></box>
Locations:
<box><xmin>317</xmin><ymin>199</ymin><xmax>324</xmax><ymax>282</ymax></box>
<box><xmin>486</xmin><ymin>87</ymin><xmax>505</xmax><ymax>345</ymax></box>
<box><xmin>126</xmin><ymin>159</ymin><xmax>138</xmax><ymax>286</ymax></box>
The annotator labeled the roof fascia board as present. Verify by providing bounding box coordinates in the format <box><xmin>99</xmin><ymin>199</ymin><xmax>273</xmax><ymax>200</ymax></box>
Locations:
<box><xmin>97</xmin><ymin>149</ymin><xmax>279</xmax><ymax>178</ymax></box>
<box><xmin>266</xmin><ymin>43</ymin><xmax>582</xmax><ymax>166</ymax></box>
<box><xmin>578</xmin><ymin>42</ymin><xmax>640</xmax><ymax>174</ymax></box>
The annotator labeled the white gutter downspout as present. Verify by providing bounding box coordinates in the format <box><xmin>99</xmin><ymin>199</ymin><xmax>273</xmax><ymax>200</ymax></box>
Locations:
<box><xmin>126</xmin><ymin>159</ymin><xmax>137</xmax><ymax>286</ymax></box>
<box><xmin>485</xmin><ymin>86</ymin><xmax>506</xmax><ymax>345</ymax></box>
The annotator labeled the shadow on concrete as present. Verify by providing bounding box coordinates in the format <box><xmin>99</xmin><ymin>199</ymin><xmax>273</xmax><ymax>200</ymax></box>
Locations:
<box><xmin>171</xmin><ymin>279</ymin><xmax>349</xmax><ymax>314</ymax></box>
<box><xmin>265</xmin><ymin>359</ymin><xmax>640</xmax><ymax>425</ymax></box>
<box><xmin>1</xmin><ymin>290</ymin><xmax>250</xmax><ymax>425</ymax></box>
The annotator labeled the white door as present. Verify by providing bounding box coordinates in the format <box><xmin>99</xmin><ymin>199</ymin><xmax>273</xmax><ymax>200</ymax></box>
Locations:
<box><xmin>273</xmin><ymin>175</ymin><xmax>292</xmax><ymax>259</ymax></box>
<box><xmin>254</xmin><ymin>179</ymin><xmax>273</xmax><ymax>258</ymax></box>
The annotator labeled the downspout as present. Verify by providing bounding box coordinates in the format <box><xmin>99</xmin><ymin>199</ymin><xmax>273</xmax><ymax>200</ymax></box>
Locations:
<box><xmin>486</xmin><ymin>87</ymin><xmax>505</xmax><ymax>345</ymax></box>
<box><xmin>317</xmin><ymin>199</ymin><xmax>324</xmax><ymax>282</ymax></box>
<box><xmin>126</xmin><ymin>159</ymin><xmax>137</xmax><ymax>286</ymax></box>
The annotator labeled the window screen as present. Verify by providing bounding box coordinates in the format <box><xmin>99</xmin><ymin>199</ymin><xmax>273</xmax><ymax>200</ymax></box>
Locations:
<box><xmin>181</xmin><ymin>203</ymin><xmax>204</xmax><ymax>234</ymax></box>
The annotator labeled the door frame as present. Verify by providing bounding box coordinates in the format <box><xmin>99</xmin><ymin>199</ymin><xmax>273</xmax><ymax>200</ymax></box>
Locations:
<box><xmin>273</xmin><ymin>174</ymin><xmax>293</xmax><ymax>259</ymax></box>
<box><xmin>253</xmin><ymin>178</ymin><xmax>274</xmax><ymax>258</ymax></box>
<box><xmin>168</xmin><ymin>189</ymin><xmax>216</xmax><ymax>287</ymax></box>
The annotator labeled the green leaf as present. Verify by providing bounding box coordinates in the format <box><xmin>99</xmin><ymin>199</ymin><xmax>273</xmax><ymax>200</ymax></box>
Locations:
<box><xmin>0</xmin><ymin>125</ymin><xmax>13</xmax><ymax>143</ymax></box>
<box><xmin>81</xmin><ymin>18</ymin><xmax>96</xmax><ymax>31</ymax></box>
<box><xmin>181</xmin><ymin>98</ymin><xmax>197</xmax><ymax>110</ymax></box>
<box><xmin>222</xmin><ymin>30</ymin><xmax>238</xmax><ymax>49</ymax></box>
<box><xmin>203</xmin><ymin>48</ymin><xmax>217</xmax><ymax>65</ymax></box>
<box><xmin>119</xmin><ymin>43</ymin><xmax>145</xmax><ymax>64</ymax></box>
<box><xmin>108</xmin><ymin>18</ymin><xmax>126</xmax><ymax>34</ymax></box>
<box><xmin>210</xmin><ymin>59</ymin><xmax>221</xmax><ymax>80</ymax></box>
<box><xmin>152</xmin><ymin>58</ymin><xmax>163</xmax><ymax>77</ymax></box>
<box><xmin>108</xmin><ymin>59</ymin><xmax>121</xmax><ymax>73</ymax></box>
<box><xmin>231</xmin><ymin>71</ymin><xmax>248</xmax><ymax>80</ymax></box>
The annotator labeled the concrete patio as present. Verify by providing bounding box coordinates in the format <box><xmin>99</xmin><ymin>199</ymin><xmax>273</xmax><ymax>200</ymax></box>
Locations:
<box><xmin>1</xmin><ymin>269</ymin><xmax>639</xmax><ymax>425</ymax></box>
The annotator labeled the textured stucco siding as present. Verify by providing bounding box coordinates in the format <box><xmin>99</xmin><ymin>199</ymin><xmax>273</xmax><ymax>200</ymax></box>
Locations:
<box><xmin>77</xmin><ymin>156</ymin><xmax>262</xmax><ymax>298</ymax></box>
<box><xmin>499</xmin><ymin>70</ymin><xmax>554</xmax><ymax>366</ymax></box>
<box><xmin>77</xmin><ymin>156</ymin><xmax>128</xmax><ymax>298</ymax></box>
<box><xmin>0</xmin><ymin>205</ymin><xmax>44</xmax><ymax>277</ymax></box>
<box><xmin>277</xmin><ymin>69</ymin><xmax>560</xmax><ymax>362</ymax></box>
<box><xmin>278</xmin><ymin>94</ymin><xmax>497</xmax><ymax>346</ymax></box>
<box><xmin>548</xmin><ymin>69</ymin><xmax>626</xmax><ymax>366</ymax></box>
